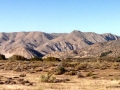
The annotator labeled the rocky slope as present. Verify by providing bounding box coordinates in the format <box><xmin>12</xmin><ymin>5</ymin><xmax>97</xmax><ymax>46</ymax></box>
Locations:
<box><xmin>44</xmin><ymin>40</ymin><xmax>120</xmax><ymax>59</ymax></box>
<box><xmin>3</xmin><ymin>47</ymin><xmax>43</xmax><ymax>59</ymax></box>
<box><xmin>36</xmin><ymin>30</ymin><xmax>120</xmax><ymax>54</ymax></box>
<box><xmin>0</xmin><ymin>30</ymin><xmax>119</xmax><ymax>58</ymax></box>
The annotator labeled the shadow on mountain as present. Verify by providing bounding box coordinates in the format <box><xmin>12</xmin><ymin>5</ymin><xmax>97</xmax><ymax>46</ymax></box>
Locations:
<box><xmin>28</xmin><ymin>48</ymin><xmax>44</xmax><ymax>57</ymax></box>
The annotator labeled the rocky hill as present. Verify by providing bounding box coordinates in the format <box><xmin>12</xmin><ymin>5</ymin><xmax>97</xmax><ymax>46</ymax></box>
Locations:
<box><xmin>3</xmin><ymin>47</ymin><xmax>43</xmax><ymax>59</ymax></box>
<box><xmin>44</xmin><ymin>40</ymin><xmax>120</xmax><ymax>59</ymax></box>
<box><xmin>36</xmin><ymin>30</ymin><xmax>120</xmax><ymax>54</ymax></box>
<box><xmin>0</xmin><ymin>30</ymin><xmax>120</xmax><ymax>58</ymax></box>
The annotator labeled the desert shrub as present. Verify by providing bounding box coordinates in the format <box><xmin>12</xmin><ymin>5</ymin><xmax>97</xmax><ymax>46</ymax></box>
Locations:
<box><xmin>110</xmin><ymin>62</ymin><xmax>120</xmax><ymax>69</ymax></box>
<box><xmin>72</xmin><ymin>50</ymin><xmax>78</xmax><ymax>54</ymax></box>
<box><xmin>108</xmin><ymin>74</ymin><xmax>113</xmax><ymax>76</ymax></box>
<box><xmin>100</xmin><ymin>50</ymin><xmax>112</xmax><ymax>57</ymax></box>
<box><xmin>19</xmin><ymin>73</ymin><xmax>26</xmax><ymax>77</ymax></box>
<box><xmin>99</xmin><ymin>57</ymin><xmax>116</xmax><ymax>62</ymax></box>
<box><xmin>75</xmin><ymin>62</ymin><xmax>91</xmax><ymax>70</ymax></box>
<box><xmin>14</xmin><ymin>67</ymin><xmax>22</xmax><ymax>72</ymax></box>
<box><xmin>30</xmin><ymin>56</ymin><xmax>42</xmax><ymax>61</ymax></box>
<box><xmin>40</xmin><ymin>72</ymin><xmax>70</xmax><ymax>83</ymax></box>
<box><xmin>74</xmin><ymin>57</ymin><xmax>96</xmax><ymax>62</ymax></box>
<box><xmin>86</xmin><ymin>72</ymin><xmax>94</xmax><ymax>77</ymax></box>
<box><xmin>59</xmin><ymin>62</ymin><xmax>69</xmax><ymax>67</ymax></box>
<box><xmin>108</xmin><ymin>57</ymin><xmax>120</xmax><ymax>62</ymax></box>
<box><xmin>58</xmin><ymin>62</ymin><xmax>74</xmax><ymax>68</ymax></box>
<box><xmin>92</xmin><ymin>76</ymin><xmax>99</xmax><ymax>79</ymax></box>
<box><xmin>54</xmin><ymin>65</ymin><xmax>66</xmax><ymax>75</ymax></box>
<box><xmin>65</xmin><ymin>71</ymin><xmax>77</xmax><ymax>75</ymax></box>
<box><xmin>40</xmin><ymin>73</ymin><xmax>56</xmax><ymax>83</ymax></box>
<box><xmin>77</xmin><ymin>72</ymin><xmax>84</xmax><ymax>78</ymax></box>
<box><xmin>43</xmin><ymin>57</ymin><xmax>61</xmax><ymax>62</ymax></box>
<box><xmin>0</xmin><ymin>54</ymin><xmax>6</xmax><ymax>60</ymax></box>
<box><xmin>55</xmin><ymin>67</ymin><xmax>66</xmax><ymax>75</ymax></box>
<box><xmin>9</xmin><ymin>55</ymin><xmax>27</xmax><ymax>60</ymax></box>
<box><xmin>98</xmin><ymin>61</ymin><xmax>110</xmax><ymax>70</ymax></box>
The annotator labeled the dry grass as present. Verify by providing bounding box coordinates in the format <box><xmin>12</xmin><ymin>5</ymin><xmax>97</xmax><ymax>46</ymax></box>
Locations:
<box><xmin>35</xmin><ymin>75</ymin><xmax>120</xmax><ymax>90</ymax></box>
<box><xmin>0</xmin><ymin>70</ymin><xmax>120</xmax><ymax>90</ymax></box>
<box><xmin>0</xmin><ymin>58</ymin><xmax>120</xmax><ymax>90</ymax></box>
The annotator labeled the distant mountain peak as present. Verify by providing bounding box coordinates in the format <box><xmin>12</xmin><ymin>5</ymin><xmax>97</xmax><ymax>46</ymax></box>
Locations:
<box><xmin>69</xmin><ymin>30</ymin><xmax>85</xmax><ymax>38</ymax></box>
<box><xmin>71</xmin><ymin>30</ymin><xmax>82</xmax><ymax>33</ymax></box>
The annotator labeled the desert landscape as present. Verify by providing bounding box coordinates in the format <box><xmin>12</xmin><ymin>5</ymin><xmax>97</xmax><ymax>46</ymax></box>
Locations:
<box><xmin>0</xmin><ymin>31</ymin><xmax>120</xmax><ymax>90</ymax></box>
<box><xmin>1</xmin><ymin>0</ymin><xmax>120</xmax><ymax>89</ymax></box>
<box><xmin>0</xmin><ymin>57</ymin><xmax>120</xmax><ymax>90</ymax></box>
<box><xmin>0</xmin><ymin>30</ymin><xmax>120</xmax><ymax>90</ymax></box>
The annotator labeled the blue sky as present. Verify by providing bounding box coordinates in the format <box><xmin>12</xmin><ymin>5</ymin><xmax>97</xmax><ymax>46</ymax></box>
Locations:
<box><xmin>0</xmin><ymin>0</ymin><xmax>120</xmax><ymax>35</ymax></box>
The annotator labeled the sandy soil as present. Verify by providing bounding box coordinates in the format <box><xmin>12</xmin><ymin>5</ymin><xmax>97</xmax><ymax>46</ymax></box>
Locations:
<box><xmin>0</xmin><ymin>70</ymin><xmax>120</xmax><ymax>90</ymax></box>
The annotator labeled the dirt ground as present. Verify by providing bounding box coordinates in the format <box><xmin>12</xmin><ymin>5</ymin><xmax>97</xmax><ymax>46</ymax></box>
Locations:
<box><xmin>0</xmin><ymin>70</ymin><xmax>120</xmax><ymax>90</ymax></box>
<box><xmin>0</xmin><ymin>60</ymin><xmax>120</xmax><ymax>90</ymax></box>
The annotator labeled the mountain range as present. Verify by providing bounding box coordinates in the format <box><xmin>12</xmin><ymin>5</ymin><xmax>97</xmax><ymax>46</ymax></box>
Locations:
<box><xmin>0</xmin><ymin>30</ymin><xmax>120</xmax><ymax>59</ymax></box>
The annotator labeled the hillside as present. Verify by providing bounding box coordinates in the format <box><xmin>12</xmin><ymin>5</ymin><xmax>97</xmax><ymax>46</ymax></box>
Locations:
<box><xmin>36</xmin><ymin>30</ymin><xmax>120</xmax><ymax>54</ymax></box>
<box><xmin>44</xmin><ymin>40</ymin><xmax>120</xmax><ymax>59</ymax></box>
<box><xmin>0</xmin><ymin>30</ymin><xmax>120</xmax><ymax>58</ymax></box>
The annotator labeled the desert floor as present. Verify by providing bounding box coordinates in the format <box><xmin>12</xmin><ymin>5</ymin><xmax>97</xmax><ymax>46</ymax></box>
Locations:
<box><xmin>0</xmin><ymin>60</ymin><xmax>120</xmax><ymax>90</ymax></box>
